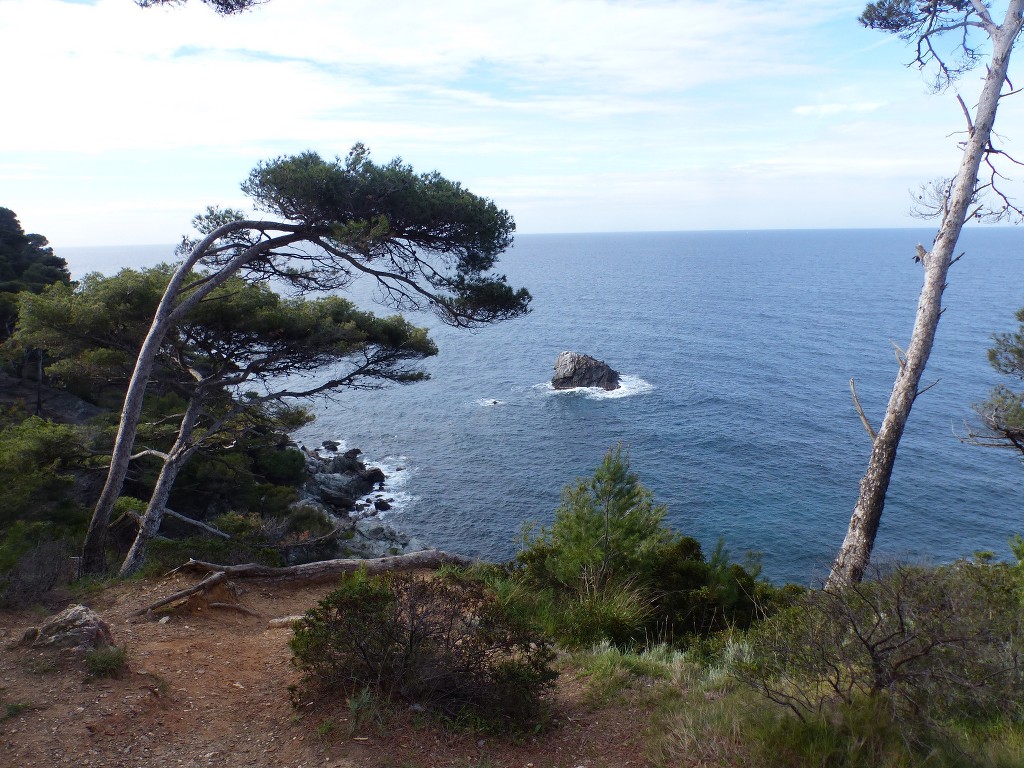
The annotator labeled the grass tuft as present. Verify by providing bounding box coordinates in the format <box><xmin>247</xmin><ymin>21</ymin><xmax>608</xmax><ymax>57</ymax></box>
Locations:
<box><xmin>84</xmin><ymin>644</ymin><xmax>128</xmax><ymax>679</ymax></box>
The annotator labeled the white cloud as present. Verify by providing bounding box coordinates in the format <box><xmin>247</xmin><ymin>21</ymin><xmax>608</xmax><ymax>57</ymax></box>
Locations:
<box><xmin>0</xmin><ymin>0</ymin><xmax>1019</xmax><ymax>245</ymax></box>
<box><xmin>793</xmin><ymin>102</ymin><xmax>884</xmax><ymax>116</ymax></box>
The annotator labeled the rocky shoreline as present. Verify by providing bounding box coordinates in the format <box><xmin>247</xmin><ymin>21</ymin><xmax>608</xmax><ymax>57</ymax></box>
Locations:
<box><xmin>290</xmin><ymin>442</ymin><xmax>428</xmax><ymax>561</ymax></box>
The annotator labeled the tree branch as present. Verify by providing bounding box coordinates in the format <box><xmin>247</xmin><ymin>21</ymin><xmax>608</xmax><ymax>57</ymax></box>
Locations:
<box><xmin>956</xmin><ymin>93</ymin><xmax>975</xmax><ymax>132</ymax></box>
<box><xmin>850</xmin><ymin>378</ymin><xmax>878</xmax><ymax>441</ymax></box>
<box><xmin>164</xmin><ymin>508</ymin><xmax>231</xmax><ymax>539</ymax></box>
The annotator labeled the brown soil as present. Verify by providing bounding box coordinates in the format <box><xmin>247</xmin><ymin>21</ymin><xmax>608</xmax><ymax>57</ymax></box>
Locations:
<box><xmin>0</xmin><ymin>575</ymin><xmax>659</xmax><ymax>768</ymax></box>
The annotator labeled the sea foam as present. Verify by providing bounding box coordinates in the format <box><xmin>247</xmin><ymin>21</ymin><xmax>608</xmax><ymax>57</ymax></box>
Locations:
<box><xmin>539</xmin><ymin>374</ymin><xmax>654</xmax><ymax>399</ymax></box>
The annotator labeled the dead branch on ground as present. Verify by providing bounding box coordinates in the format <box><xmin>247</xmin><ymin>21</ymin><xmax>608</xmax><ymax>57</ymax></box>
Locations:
<box><xmin>132</xmin><ymin>549</ymin><xmax>475</xmax><ymax>619</ymax></box>
<box><xmin>179</xmin><ymin>549</ymin><xmax>474</xmax><ymax>581</ymax></box>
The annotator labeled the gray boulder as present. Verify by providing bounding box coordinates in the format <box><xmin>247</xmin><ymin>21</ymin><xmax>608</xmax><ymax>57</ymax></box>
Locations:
<box><xmin>20</xmin><ymin>604</ymin><xmax>114</xmax><ymax>651</ymax></box>
<box><xmin>303</xmin><ymin>446</ymin><xmax>386</xmax><ymax>511</ymax></box>
<box><xmin>551</xmin><ymin>351</ymin><xmax>621</xmax><ymax>391</ymax></box>
<box><xmin>343</xmin><ymin>518</ymin><xmax>424</xmax><ymax>558</ymax></box>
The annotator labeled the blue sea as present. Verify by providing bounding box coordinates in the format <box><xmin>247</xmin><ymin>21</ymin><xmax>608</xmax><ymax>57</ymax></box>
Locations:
<box><xmin>63</xmin><ymin>229</ymin><xmax>1024</xmax><ymax>584</ymax></box>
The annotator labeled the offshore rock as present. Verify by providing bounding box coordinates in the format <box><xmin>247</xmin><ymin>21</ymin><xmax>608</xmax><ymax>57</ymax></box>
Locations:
<box><xmin>551</xmin><ymin>351</ymin><xmax>621</xmax><ymax>391</ymax></box>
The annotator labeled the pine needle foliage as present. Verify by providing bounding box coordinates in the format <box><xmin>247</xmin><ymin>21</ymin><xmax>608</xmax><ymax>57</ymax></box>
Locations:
<box><xmin>520</xmin><ymin>443</ymin><xmax>671</xmax><ymax>592</ymax></box>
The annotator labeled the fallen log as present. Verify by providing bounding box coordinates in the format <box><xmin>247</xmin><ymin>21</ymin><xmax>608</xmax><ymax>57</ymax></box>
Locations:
<box><xmin>208</xmin><ymin>601</ymin><xmax>262</xmax><ymax>617</ymax></box>
<box><xmin>132</xmin><ymin>550</ymin><xmax>476</xmax><ymax>619</ymax></box>
<box><xmin>130</xmin><ymin>570</ymin><xmax>227</xmax><ymax>618</ymax></box>
<box><xmin>179</xmin><ymin>548</ymin><xmax>475</xmax><ymax>582</ymax></box>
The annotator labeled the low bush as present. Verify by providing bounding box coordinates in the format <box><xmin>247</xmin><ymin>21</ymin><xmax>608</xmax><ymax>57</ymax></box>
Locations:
<box><xmin>737</xmin><ymin>560</ymin><xmax>1024</xmax><ymax>762</ymax></box>
<box><xmin>282</xmin><ymin>504</ymin><xmax>334</xmax><ymax>537</ymax></box>
<box><xmin>0</xmin><ymin>535</ymin><xmax>74</xmax><ymax>607</ymax></box>
<box><xmin>252</xmin><ymin>446</ymin><xmax>307</xmax><ymax>486</ymax></box>
<box><xmin>290</xmin><ymin>569</ymin><xmax>557</xmax><ymax>729</ymax></box>
<box><xmin>472</xmin><ymin>563</ymin><xmax>653</xmax><ymax>649</ymax></box>
<box><xmin>557</xmin><ymin>579</ymin><xmax>654</xmax><ymax>648</ymax></box>
<box><xmin>518</xmin><ymin>443</ymin><xmax>672</xmax><ymax>592</ymax></box>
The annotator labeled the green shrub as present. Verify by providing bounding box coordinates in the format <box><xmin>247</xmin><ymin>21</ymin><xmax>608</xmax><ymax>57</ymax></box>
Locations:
<box><xmin>0</xmin><ymin>416</ymin><xmax>92</xmax><ymax>530</ymax></box>
<box><xmin>739</xmin><ymin>561</ymin><xmax>1024</xmax><ymax>735</ymax></box>
<box><xmin>284</xmin><ymin>505</ymin><xmax>334</xmax><ymax>536</ymax></box>
<box><xmin>250</xmin><ymin>483</ymin><xmax>300</xmax><ymax>517</ymax></box>
<box><xmin>519</xmin><ymin>443</ymin><xmax>672</xmax><ymax>591</ymax></box>
<box><xmin>2</xmin><ymin>702</ymin><xmax>32</xmax><ymax>721</ymax></box>
<box><xmin>0</xmin><ymin>416</ymin><xmax>93</xmax><ymax>604</ymax></box>
<box><xmin>557</xmin><ymin>581</ymin><xmax>654</xmax><ymax>649</ymax></box>
<box><xmin>749</xmin><ymin>697</ymin><xmax>924</xmax><ymax>768</ymax></box>
<box><xmin>207</xmin><ymin>511</ymin><xmax>265</xmax><ymax>538</ymax></box>
<box><xmin>470</xmin><ymin>563</ymin><xmax>649</xmax><ymax>649</ymax></box>
<box><xmin>290</xmin><ymin>569</ymin><xmax>557</xmax><ymax>729</ymax></box>
<box><xmin>253</xmin><ymin>446</ymin><xmax>306</xmax><ymax>486</ymax></box>
<box><xmin>517</xmin><ymin>445</ymin><xmax>790</xmax><ymax>648</ymax></box>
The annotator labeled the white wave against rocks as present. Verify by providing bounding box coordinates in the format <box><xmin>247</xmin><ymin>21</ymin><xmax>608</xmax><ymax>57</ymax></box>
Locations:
<box><xmin>539</xmin><ymin>374</ymin><xmax>654</xmax><ymax>399</ymax></box>
<box><xmin>361</xmin><ymin>455</ymin><xmax>418</xmax><ymax>517</ymax></box>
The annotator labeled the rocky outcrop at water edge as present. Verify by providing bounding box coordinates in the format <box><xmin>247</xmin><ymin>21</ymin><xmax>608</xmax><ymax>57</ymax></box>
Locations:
<box><xmin>295</xmin><ymin>443</ymin><xmax>426</xmax><ymax>560</ymax></box>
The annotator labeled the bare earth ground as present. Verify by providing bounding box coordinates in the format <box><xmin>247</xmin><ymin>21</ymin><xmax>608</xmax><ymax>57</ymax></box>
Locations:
<box><xmin>0</xmin><ymin>576</ymin><xmax>659</xmax><ymax>768</ymax></box>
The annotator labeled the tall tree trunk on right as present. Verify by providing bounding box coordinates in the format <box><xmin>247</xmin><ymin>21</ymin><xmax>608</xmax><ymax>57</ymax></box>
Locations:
<box><xmin>828</xmin><ymin>7</ymin><xmax>1023</xmax><ymax>588</ymax></box>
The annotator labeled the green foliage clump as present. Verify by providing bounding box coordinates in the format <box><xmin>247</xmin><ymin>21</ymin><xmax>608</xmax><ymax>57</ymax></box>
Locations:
<box><xmin>0</xmin><ymin>207</ymin><xmax>70</xmax><ymax>340</ymax></box>
<box><xmin>2</xmin><ymin>701</ymin><xmax>32</xmax><ymax>721</ymax></box>
<box><xmin>516</xmin><ymin>444</ymin><xmax>787</xmax><ymax>648</ymax></box>
<box><xmin>290</xmin><ymin>569</ymin><xmax>557</xmax><ymax>729</ymax></box>
<box><xmin>0</xmin><ymin>416</ymin><xmax>92</xmax><ymax>530</ymax></box>
<box><xmin>972</xmin><ymin>306</ymin><xmax>1024</xmax><ymax>460</ymax></box>
<box><xmin>519</xmin><ymin>443</ymin><xmax>672</xmax><ymax>590</ymax></box>
<box><xmin>252</xmin><ymin>446</ymin><xmax>306</xmax><ymax>486</ymax></box>
<box><xmin>0</xmin><ymin>415</ymin><xmax>94</xmax><ymax>604</ymax></box>
<box><xmin>207</xmin><ymin>511</ymin><xmax>264</xmax><ymax>538</ymax></box>
<box><xmin>282</xmin><ymin>504</ymin><xmax>334</xmax><ymax>537</ymax></box>
<box><xmin>737</xmin><ymin>559</ymin><xmax>1024</xmax><ymax>762</ymax></box>
<box><xmin>241</xmin><ymin>145</ymin><xmax>530</xmax><ymax>325</ymax></box>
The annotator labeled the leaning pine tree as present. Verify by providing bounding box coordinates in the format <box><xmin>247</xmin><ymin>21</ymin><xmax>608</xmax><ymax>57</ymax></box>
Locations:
<box><xmin>17</xmin><ymin>268</ymin><xmax>440</xmax><ymax>576</ymax></box>
<box><xmin>79</xmin><ymin>145</ymin><xmax>530</xmax><ymax>575</ymax></box>
<box><xmin>830</xmin><ymin>1</ymin><xmax>1024</xmax><ymax>587</ymax></box>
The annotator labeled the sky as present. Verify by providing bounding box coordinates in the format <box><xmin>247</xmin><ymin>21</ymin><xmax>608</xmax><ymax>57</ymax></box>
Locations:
<box><xmin>1</xmin><ymin>0</ymin><xmax>1022</xmax><ymax>248</ymax></box>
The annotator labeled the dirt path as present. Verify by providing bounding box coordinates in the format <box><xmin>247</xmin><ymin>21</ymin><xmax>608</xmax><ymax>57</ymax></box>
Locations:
<box><xmin>1</xmin><ymin>576</ymin><xmax>656</xmax><ymax>768</ymax></box>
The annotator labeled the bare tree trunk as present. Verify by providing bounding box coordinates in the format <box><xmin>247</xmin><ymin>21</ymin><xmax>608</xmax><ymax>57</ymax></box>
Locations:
<box><xmin>828</xmin><ymin>8</ymin><xmax>1023</xmax><ymax>588</ymax></box>
<box><xmin>81</xmin><ymin>312</ymin><xmax>176</xmax><ymax>574</ymax></box>
<box><xmin>118</xmin><ymin>394</ymin><xmax>204</xmax><ymax>577</ymax></box>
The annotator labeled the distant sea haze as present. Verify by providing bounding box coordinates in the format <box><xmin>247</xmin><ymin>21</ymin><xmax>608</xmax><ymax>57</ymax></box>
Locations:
<box><xmin>61</xmin><ymin>229</ymin><xmax>1024</xmax><ymax>584</ymax></box>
